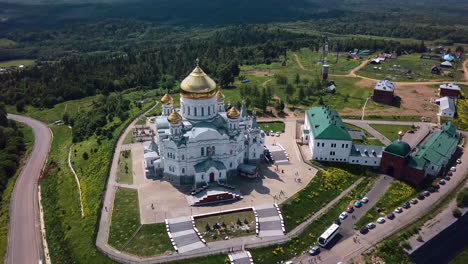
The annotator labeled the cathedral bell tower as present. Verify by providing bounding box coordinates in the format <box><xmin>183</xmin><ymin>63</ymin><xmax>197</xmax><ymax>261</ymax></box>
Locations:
<box><xmin>161</xmin><ymin>93</ymin><xmax>174</xmax><ymax>116</ymax></box>
<box><xmin>167</xmin><ymin>110</ymin><xmax>183</xmax><ymax>141</ymax></box>
<box><xmin>227</xmin><ymin>106</ymin><xmax>240</xmax><ymax>136</ymax></box>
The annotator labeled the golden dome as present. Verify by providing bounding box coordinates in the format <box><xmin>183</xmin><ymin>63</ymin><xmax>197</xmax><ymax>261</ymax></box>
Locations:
<box><xmin>167</xmin><ymin>111</ymin><xmax>182</xmax><ymax>124</ymax></box>
<box><xmin>160</xmin><ymin>93</ymin><xmax>174</xmax><ymax>105</ymax></box>
<box><xmin>180</xmin><ymin>60</ymin><xmax>218</xmax><ymax>99</ymax></box>
<box><xmin>227</xmin><ymin>106</ymin><xmax>240</xmax><ymax>119</ymax></box>
<box><xmin>216</xmin><ymin>90</ymin><xmax>225</xmax><ymax>102</ymax></box>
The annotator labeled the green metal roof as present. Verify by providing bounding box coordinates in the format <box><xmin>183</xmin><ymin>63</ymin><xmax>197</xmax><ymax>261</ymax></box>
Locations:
<box><xmin>412</xmin><ymin>122</ymin><xmax>458</xmax><ymax>166</ymax></box>
<box><xmin>194</xmin><ymin>159</ymin><xmax>227</xmax><ymax>173</ymax></box>
<box><xmin>305</xmin><ymin>106</ymin><xmax>352</xmax><ymax>141</ymax></box>
<box><xmin>408</xmin><ymin>156</ymin><xmax>427</xmax><ymax>170</ymax></box>
<box><xmin>384</xmin><ymin>140</ymin><xmax>412</xmax><ymax>157</ymax></box>
<box><xmin>303</xmin><ymin>129</ymin><xmax>309</xmax><ymax>134</ymax></box>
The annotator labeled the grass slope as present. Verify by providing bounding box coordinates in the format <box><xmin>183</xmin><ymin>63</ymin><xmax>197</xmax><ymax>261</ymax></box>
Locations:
<box><xmin>258</xmin><ymin>121</ymin><xmax>285</xmax><ymax>133</ymax></box>
<box><xmin>369</xmin><ymin>124</ymin><xmax>415</xmax><ymax>141</ymax></box>
<box><xmin>117</xmin><ymin>151</ymin><xmax>133</xmax><ymax>184</ymax></box>
<box><xmin>0</xmin><ymin>59</ymin><xmax>35</xmax><ymax>67</ymax></box>
<box><xmin>195</xmin><ymin>210</ymin><xmax>255</xmax><ymax>242</ymax></box>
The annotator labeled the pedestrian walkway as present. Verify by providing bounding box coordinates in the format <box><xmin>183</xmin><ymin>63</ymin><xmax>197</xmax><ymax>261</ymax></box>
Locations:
<box><xmin>166</xmin><ymin>216</ymin><xmax>206</xmax><ymax>253</ymax></box>
<box><xmin>228</xmin><ymin>250</ymin><xmax>254</xmax><ymax>264</ymax></box>
<box><xmin>254</xmin><ymin>204</ymin><xmax>285</xmax><ymax>237</ymax></box>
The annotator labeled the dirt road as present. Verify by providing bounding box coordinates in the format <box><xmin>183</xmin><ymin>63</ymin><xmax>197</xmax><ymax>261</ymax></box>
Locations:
<box><xmin>6</xmin><ymin>114</ymin><xmax>51</xmax><ymax>264</ymax></box>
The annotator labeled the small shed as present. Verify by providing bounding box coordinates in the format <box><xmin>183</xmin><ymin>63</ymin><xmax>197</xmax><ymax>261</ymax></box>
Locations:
<box><xmin>431</xmin><ymin>65</ymin><xmax>441</xmax><ymax>75</ymax></box>
<box><xmin>440</xmin><ymin>61</ymin><xmax>453</xmax><ymax>68</ymax></box>
<box><xmin>442</xmin><ymin>54</ymin><xmax>455</xmax><ymax>62</ymax></box>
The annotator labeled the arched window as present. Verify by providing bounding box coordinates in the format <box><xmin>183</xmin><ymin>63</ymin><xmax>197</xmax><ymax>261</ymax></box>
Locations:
<box><xmin>201</xmin><ymin>147</ymin><xmax>204</xmax><ymax>156</ymax></box>
<box><xmin>188</xmin><ymin>107</ymin><xmax>190</xmax><ymax>115</ymax></box>
<box><xmin>208</xmin><ymin>106</ymin><xmax>211</xmax><ymax>115</ymax></box>
<box><xmin>182</xmin><ymin>168</ymin><xmax>185</xmax><ymax>174</ymax></box>
<box><xmin>212</xmin><ymin>146</ymin><xmax>215</xmax><ymax>154</ymax></box>
<box><xmin>201</xmin><ymin>107</ymin><xmax>204</xmax><ymax>116</ymax></box>
<box><xmin>194</xmin><ymin>107</ymin><xmax>197</xmax><ymax>116</ymax></box>
<box><xmin>182</xmin><ymin>155</ymin><xmax>184</xmax><ymax>160</ymax></box>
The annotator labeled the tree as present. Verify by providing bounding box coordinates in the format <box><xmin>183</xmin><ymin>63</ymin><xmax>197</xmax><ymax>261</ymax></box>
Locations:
<box><xmin>218</xmin><ymin>64</ymin><xmax>234</xmax><ymax>88</ymax></box>
<box><xmin>294</xmin><ymin>73</ymin><xmax>300</xmax><ymax>85</ymax></box>
<box><xmin>63</xmin><ymin>112</ymin><xmax>70</xmax><ymax>125</ymax></box>
<box><xmin>261</xmin><ymin>87</ymin><xmax>268</xmax><ymax>111</ymax></box>
<box><xmin>285</xmin><ymin>83</ymin><xmax>294</xmax><ymax>95</ymax></box>
<box><xmin>453</xmin><ymin>208</ymin><xmax>462</xmax><ymax>218</ymax></box>
<box><xmin>82</xmin><ymin>152</ymin><xmax>89</xmax><ymax>160</ymax></box>
<box><xmin>297</xmin><ymin>86</ymin><xmax>305</xmax><ymax>102</ymax></box>
<box><xmin>205</xmin><ymin>223</ymin><xmax>211</xmax><ymax>231</ymax></box>
<box><xmin>15</xmin><ymin>101</ymin><xmax>25</xmax><ymax>112</ymax></box>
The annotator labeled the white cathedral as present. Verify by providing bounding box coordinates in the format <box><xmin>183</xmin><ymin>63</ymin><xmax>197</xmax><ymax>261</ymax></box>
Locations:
<box><xmin>144</xmin><ymin>61</ymin><xmax>265</xmax><ymax>188</ymax></box>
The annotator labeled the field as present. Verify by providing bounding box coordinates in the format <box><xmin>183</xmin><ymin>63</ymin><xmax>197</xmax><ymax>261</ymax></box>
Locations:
<box><xmin>251</xmin><ymin>177</ymin><xmax>374</xmax><ymax>264</ymax></box>
<box><xmin>194</xmin><ymin>210</ymin><xmax>255</xmax><ymax>242</ymax></box>
<box><xmin>357</xmin><ymin>54</ymin><xmax>463</xmax><ymax>82</ymax></box>
<box><xmin>369</xmin><ymin>124</ymin><xmax>415</xmax><ymax>141</ymax></box>
<box><xmin>108</xmin><ymin>188</ymin><xmax>172</xmax><ymax>256</ymax></box>
<box><xmin>0</xmin><ymin>123</ymin><xmax>34</xmax><ymax>262</ymax></box>
<box><xmin>258</xmin><ymin>121</ymin><xmax>285</xmax><ymax>133</ymax></box>
<box><xmin>0</xmin><ymin>59</ymin><xmax>35</xmax><ymax>67</ymax></box>
<box><xmin>0</xmin><ymin>38</ymin><xmax>17</xmax><ymax>48</ymax></box>
<box><xmin>354</xmin><ymin>180</ymin><xmax>419</xmax><ymax>229</ymax></box>
<box><xmin>123</xmin><ymin>128</ymin><xmax>136</xmax><ymax>144</ymax></box>
<box><xmin>117</xmin><ymin>150</ymin><xmax>133</xmax><ymax>184</ymax></box>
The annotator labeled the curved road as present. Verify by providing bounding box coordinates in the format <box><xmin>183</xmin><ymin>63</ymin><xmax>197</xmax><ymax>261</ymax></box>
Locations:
<box><xmin>6</xmin><ymin>114</ymin><xmax>51</xmax><ymax>264</ymax></box>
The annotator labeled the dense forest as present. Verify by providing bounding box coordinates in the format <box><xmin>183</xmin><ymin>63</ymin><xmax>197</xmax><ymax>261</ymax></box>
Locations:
<box><xmin>0</xmin><ymin>105</ymin><xmax>26</xmax><ymax>200</ymax></box>
<box><xmin>0</xmin><ymin>25</ymin><xmax>429</xmax><ymax>111</ymax></box>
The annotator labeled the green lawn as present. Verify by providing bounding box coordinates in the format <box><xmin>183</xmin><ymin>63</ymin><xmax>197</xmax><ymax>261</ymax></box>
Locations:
<box><xmin>195</xmin><ymin>210</ymin><xmax>255</xmax><ymax>242</ymax></box>
<box><xmin>0</xmin><ymin>122</ymin><xmax>34</xmax><ymax>262</ymax></box>
<box><xmin>258</xmin><ymin>121</ymin><xmax>285</xmax><ymax>133</ymax></box>
<box><xmin>109</xmin><ymin>188</ymin><xmax>141</xmax><ymax>249</ymax></box>
<box><xmin>357</xmin><ymin>53</ymin><xmax>463</xmax><ymax>82</ymax></box>
<box><xmin>281</xmin><ymin>162</ymin><xmax>377</xmax><ymax>231</ymax></box>
<box><xmin>369</xmin><ymin>124</ymin><xmax>416</xmax><ymax>141</ymax></box>
<box><xmin>450</xmin><ymin>247</ymin><xmax>468</xmax><ymax>264</ymax></box>
<box><xmin>108</xmin><ymin>188</ymin><xmax>173</xmax><ymax>256</ymax></box>
<box><xmin>117</xmin><ymin>150</ymin><xmax>133</xmax><ymax>184</ymax></box>
<box><xmin>354</xmin><ymin>180</ymin><xmax>419</xmax><ymax>229</ymax></box>
<box><xmin>0</xmin><ymin>59</ymin><xmax>35</xmax><ymax>67</ymax></box>
<box><xmin>0</xmin><ymin>38</ymin><xmax>17</xmax><ymax>48</ymax></box>
<box><xmin>252</xmin><ymin>177</ymin><xmax>373</xmax><ymax>264</ymax></box>
<box><xmin>123</xmin><ymin>128</ymin><xmax>136</xmax><ymax>145</ymax></box>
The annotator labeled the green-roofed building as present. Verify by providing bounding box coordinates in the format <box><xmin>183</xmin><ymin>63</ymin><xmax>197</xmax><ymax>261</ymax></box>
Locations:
<box><xmin>302</xmin><ymin>106</ymin><xmax>383</xmax><ymax>166</ymax></box>
<box><xmin>380</xmin><ymin>122</ymin><xmax>460</xmax><ymax>184</ymax></box>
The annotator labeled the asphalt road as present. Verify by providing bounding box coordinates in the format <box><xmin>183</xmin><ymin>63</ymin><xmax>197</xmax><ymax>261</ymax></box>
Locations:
<box><xmin>6</xmin><ymin>114</ymin><xmax>51</xmax><ymax>264</ymax></box>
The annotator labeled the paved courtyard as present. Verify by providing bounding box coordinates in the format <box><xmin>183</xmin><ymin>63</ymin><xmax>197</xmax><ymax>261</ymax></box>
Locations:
<box><xmin>121</xmin><ymin>119</ymin><xmax>318</xmax><ymax>224</ymax></box>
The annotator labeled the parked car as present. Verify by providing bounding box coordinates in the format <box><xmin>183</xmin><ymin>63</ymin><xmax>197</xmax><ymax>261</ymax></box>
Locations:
<box><xmin>309</xmin><ymin>246</ymin><xmax>320</xmax><ymax>255</ymax></box>
<box><xmin>339</xmin><ymin>212</ymin><xmax>348</xmax><ymax>220</ymax></box>
<box><xmin>410</xmin><ymin>199</ymin><xmax>418</xmax><ymax>205</ymax></box>
<box><xmin>354</xmin><ymin>200</ymin><xmax>363</xmax><ymax>208</ymax></box>
<box><xmin>423</xmin><ymin>191</ymin><xmax>431</xmax><ymax>197</ymax></box>
<box><xmin>269</xmin><ymin>130</ymin><xmax>274</xmax><ymax>135</ymax></box>
<box><xmin>367</xmin><ymin>222</ymin><xmax>376</xmax><ymax>229</ymax></box>
<box><xmin>439</xmin><ymin>179</ymin><xmax>446</xmax><ymax>185</ymax></box>
<box><xmin>433</xmin><ymin>184</ymin><xmax>440</xmax><ymax>190</ymax></box>
<box><xmin>285</xmin><ymin>261</ymin><xmax>293</xmax><ymax>264</ymax></box>
<box><xmin>361</xmin><ymin>197</ymin><xmax>369</xmax><ymax>203</ymax></box>
<box><xmin>360</xmin><ymin>226</ymin><xmax>369</xmax><ymax>234</ymax></box>
<box><xmin>275</xmin><ymin>132</ymin><xmax>280</xmax><ymax>137</ymax></box>
<box><xmin>450</xmin><ymin>166</ymin><xmax>456</xmax><ymax>172</ymax></box>
<box><xmin>377</xmin><ymin>217</ymin><xmax>386</xmax><ymax>224</ymax></box>
<box><xmin>417</xmin><ymin>193</ymin><xmax>426</xmax><ymax>200</ymax></box>
<box><xmin>402</xmin><ymin>202</ymin><xmax>411</xmax><ymax>209</ymax></box>
<box><xmin>346</xmin><ymin>205</ymin><xmax>354</xmax><ymax>213</ymax></box>
<box><xmin>394</xmin><ymin>207</ymin><xmax>403</xmax><ymax>213</ymax></box>
<box><xmin>447</xmin><ymin>171</ymin><xmax>453</xmax><ymax>176</ymax></box>
<box><xmin>445</xmin><ymin>176</ymin><xmax>451</xmax><ymax>181</ymax></box>
<box><xmin>387</xmin><ymin>213</ymin><xmax>395</xmax><ymax>220</ymax></box>
<box><xmin>334</xmin><ymin>218</ymin><xmax>342</xmax><ymax>225</ymax></box>
<box><xmin>428</xmin><ymin>186</ymin><xmax>436</xmax><ymax>193</ymax></box>
<box><xmin>456</xmin><ymin>158</ymin><xmax>462</xmax><ymax>164</ymax></box>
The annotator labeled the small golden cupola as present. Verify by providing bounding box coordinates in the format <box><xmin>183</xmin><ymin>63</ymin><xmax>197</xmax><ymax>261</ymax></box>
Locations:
<box><xmin>216</xmin><ymin>90</ymin><xmax>225</xmax><ymax>102</ymax></box>
<box><xmin>167</xmin><ymin>111</ymin><xmax>183</xmax><ymax>125</ymax></box>
<box><xmin>227</xmin><ymin>106</ymin><xmax>240</xmax><ymax>119</ymax></box>
<box><xmin>180</xmin><ymin>59</ymin><xmax>218</xmax><ymax>99</ymax></box>
<box><xmin>160</xmin><ymin>93</ymin><xmax>174</xmax><ymax>105</ymax></box>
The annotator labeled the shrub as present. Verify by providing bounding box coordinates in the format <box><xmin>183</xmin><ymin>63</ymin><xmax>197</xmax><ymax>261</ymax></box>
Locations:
<box><xmin>453</xmin><ymin>208</ymin><xmax>462</xmax><ymax>218</ymax></box>
<box><xmin>82</xmin><ymin>152</ymin><xmax>89</xmax><ymax>160</ymax></box>
<box><xmin>456</xmin><ymin>188</ymin><xmax>468</xmax><ymax>208</ymax></box>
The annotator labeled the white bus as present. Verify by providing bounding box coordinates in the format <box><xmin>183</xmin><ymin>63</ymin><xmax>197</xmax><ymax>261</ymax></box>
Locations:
<box><xmin>317</xmin><ymin>223</ymin><xmax>340</xmax><ymax>247</ymax></box>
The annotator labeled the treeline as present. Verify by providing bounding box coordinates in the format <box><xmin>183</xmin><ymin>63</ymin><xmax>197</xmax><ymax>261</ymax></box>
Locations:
<box><xmin>0</xmin><ymin>105</ymin><xmax>26</xmax><ymax>200</ymax></box>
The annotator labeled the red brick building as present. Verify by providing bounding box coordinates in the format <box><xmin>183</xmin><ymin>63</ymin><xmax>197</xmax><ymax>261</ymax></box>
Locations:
<box><xmin>439</xmin><ymin>83</ymin><xmax>461</xmax><ymax>98</ymax></box>
<box><xmin>373</xmin><ymin>80</ymin><xmax>395</xmax><ymax>105</ymax></box>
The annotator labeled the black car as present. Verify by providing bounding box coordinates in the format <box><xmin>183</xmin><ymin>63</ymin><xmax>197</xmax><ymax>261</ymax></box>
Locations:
<box><xmin>402</xmin><ymin>202</ymin><xmax>411</xmax><ymax>209</ymax></box>
<box><xmin>360</xmin><ymin>226</ymin><xmax>369</xmax><ymax>234</ymax></box>
<box><xmin>445</xmin><ymin>176</ymin><xmax>451</xmax><ymax>181</ymax></box>
<box><xmin>387</xmin><ymin>213</ymin><xmax>395</xmax><ymax>220</ymax></box>
<box><xmin>439</xmin><ymin>179</ymin><xmax>446</xmax><ymax>185</ymax></box>
<box><xmin>423</xmin><ymin>191</ymin><xmax>431</xmax><ymax>197</ymax></box>
<box><xmin>334</xmin><ymin>218</ymin><xmax>342</xmax><ymax>225</ymax></box>
<box><xmin>428</xmin><ymin>186</ymin><xmax>436</xmax><ymax>193</ymax></box>
<box><xmin>417</xmin><ymin>193</ymin><xmax>425</xmax><ymax>200</ymax></box>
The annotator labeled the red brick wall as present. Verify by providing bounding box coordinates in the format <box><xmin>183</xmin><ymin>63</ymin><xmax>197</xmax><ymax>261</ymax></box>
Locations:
<box><xmin>197</xmin><ymin>193</ymin><xmax>234</xmax><ymax>205</ymax></box>
<box><xmin>373</xmin><ymin>90</ymin><xmax>394</xmax><ymax>104</ymax></box>
<box><xmin>380</xmin><ymin>152</ymin><xmax>407</xmax><ymax>177</ymax></box>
